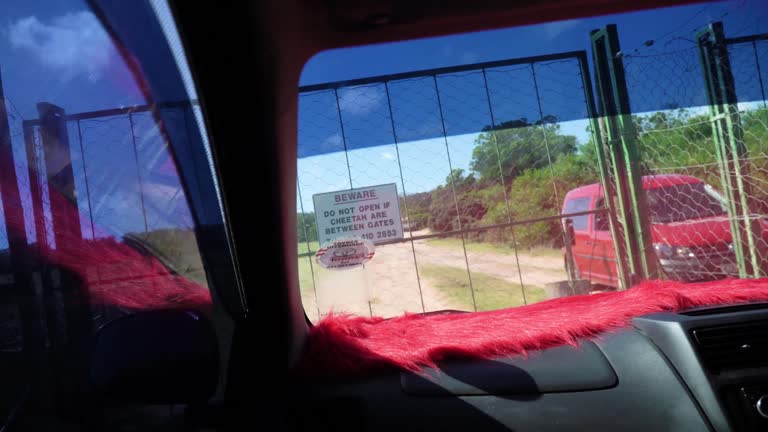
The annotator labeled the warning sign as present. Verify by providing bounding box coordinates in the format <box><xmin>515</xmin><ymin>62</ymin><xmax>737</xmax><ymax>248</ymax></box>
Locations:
<box><xmin>313</xmin><ymin>183</ymin><xmax>403</xmax><ymax>245</ymax></box>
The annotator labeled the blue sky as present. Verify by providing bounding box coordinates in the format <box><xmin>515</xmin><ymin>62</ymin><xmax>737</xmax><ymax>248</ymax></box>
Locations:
<box><xmin>299</xmin><ymin>0</ymin><xmax>766</xmax><ymax>86</ymax></box>
<box><xmin>0</xmin><ymin>0</ymin><xmax>191</xmax><ymax>249</ymax></box>
<box><xmin>296</xmin><ymin>0</ymin><xmax>768</xmax><ymax>212</ymax></box>
<box><xmin>0</xmin><ymin>0</ymin><xmax>767</xmax><ymax>248</ymax></box>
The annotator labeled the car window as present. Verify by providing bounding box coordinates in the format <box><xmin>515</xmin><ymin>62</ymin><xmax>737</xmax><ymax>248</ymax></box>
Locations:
<box><xmin>0</xmin><ymin>0</ymin><xmax>238</xmax><ymax>429</ymax></box>
<box><xmin>298</xmin><ymin>0</ymin><xmax>768</xmax><ymax>320</ymax></box>
<box><xmin>563</xmin><ymin>197</ymin><xmax>592</xmax><ymax>231</ymax></box>
<box><xmin>647</xmin><ymin>183</ymin><xmax>728</xmax><ymax>223</ymax></box>
<box><xmin>594</xmin><ymin>198</ymin><xmax>610</xmax><ymax>231</ymax></box>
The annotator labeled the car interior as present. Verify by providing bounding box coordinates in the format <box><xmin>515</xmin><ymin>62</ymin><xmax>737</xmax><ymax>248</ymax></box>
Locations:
<box><xmin>2</xmin><ymin>0</ymin><xmax>768</xmax><ymax>431</ymax></box>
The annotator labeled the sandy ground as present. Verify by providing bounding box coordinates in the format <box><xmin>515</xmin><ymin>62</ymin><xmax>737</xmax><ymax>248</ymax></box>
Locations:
<box><xmin>302</xmin><ymin>230</ymin><xmax>567</xmax><ymax>320</ymax></box>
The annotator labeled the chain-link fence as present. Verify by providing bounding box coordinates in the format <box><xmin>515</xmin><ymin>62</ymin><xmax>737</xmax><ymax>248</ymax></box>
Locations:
<box><xmin>623</xmin><ymin>37</ymin><xmax>737</xmax><ymax>282</ymax></box>
<box><xmin>298</xmin><ymin>52</ymin><xmax>604</xmax><ymax>321</ymax></box>
<box><xmin>725</xmin><ymin>35</ymin><xmax>768</xmax><ymax>277</ymax></box>
<box><xmin>594</xmin><ymin>23</ymin><xmax>768</xmax><ymax>286</ymax></box>
<box><xmin>298</xmin><ymin>23</ymin><xmax>768</xmax><ymax>321</ymax></box>
<box><xmin>0</xmin><ymin>102</ymin><xmax>210</xmax><ymax>348</ymax></box>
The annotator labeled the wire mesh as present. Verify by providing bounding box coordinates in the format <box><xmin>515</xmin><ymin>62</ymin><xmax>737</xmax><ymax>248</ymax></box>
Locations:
<box><xmin>297</xmin><ymin>54</ymin><xmax>598</xmax><ymax>320</ymax></box>
<box><xmin>298</xmin><ymin>26</ymin><xmax>768</xmax><ymax>320</ymax></box>
<box><xmin>620</xmin><ymin>32</ymin><xmax>768</xmax><ymax>282</ymax></box>
<box><xmin>0</xmin><ymin>104</ymin><xmax>215</xmax><ymax>337</ymax></box>
<box><xmin>730</xmin><ymin>39</ymin><xmax>768</xmax><ymax>276</ymax></box>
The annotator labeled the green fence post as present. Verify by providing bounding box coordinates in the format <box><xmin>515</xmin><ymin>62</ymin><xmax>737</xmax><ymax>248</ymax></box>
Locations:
<box><xmin>696</xmin><ymin>22</ymin><xmax>762</xmax><ymax>278</ymax></box>
<box><xmin>590</xmin><ymin>25</ymin><xmax>661</xmax><ymax>287</ymax></box>
<box><xmin>577</xmin><ymin>52</ymin><xmax>630</xmax><ymax>289</ymax></box>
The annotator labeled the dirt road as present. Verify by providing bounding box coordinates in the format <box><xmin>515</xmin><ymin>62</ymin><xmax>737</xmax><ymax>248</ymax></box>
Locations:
<box><xmin>303</xmin><ymin>231</ymin><xmax>567</xmax><ymax>320</ymax></box>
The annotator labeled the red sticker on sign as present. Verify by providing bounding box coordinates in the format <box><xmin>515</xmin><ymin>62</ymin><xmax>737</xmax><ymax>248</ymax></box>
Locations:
<box><xmin>315</xmin><ymin>237</ymin><xmax>375</xmax><ymax>270</ymax></box>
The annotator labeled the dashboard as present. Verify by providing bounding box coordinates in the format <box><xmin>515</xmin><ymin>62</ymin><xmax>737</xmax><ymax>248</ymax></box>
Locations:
<box><xmin>635</xmin><ymin>303</ymin><xmax>768</xmax><ymax>431</ymax></box>
<box><xmin>299</xmin><ymin>303</ymin><xmax>768</xmax><ymax>431</ymax></box>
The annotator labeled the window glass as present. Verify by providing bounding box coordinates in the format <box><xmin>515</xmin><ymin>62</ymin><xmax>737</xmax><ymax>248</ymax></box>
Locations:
<box><xmin>594</xmin><ymin>198</ymin><xmax>610</xmax><ymax>231</ymax></box>
<box><xmin>0</xmin><ymin>0</ymin><xmax>236</xmax><ymax>429</ymax></box>
<box><xmin>298</xmin><ymin>0</ymin><xmax>768</xmax><ymax>320</ymax></box>
<box><xmin>646</xmin><ymin>183</ymin><xmax>728</xmax><ymax>223</ymax></box>
<box><xmin>563</xmin><ymin>198</ymin><xmax>591</xmax><ymax>231</ymax></box>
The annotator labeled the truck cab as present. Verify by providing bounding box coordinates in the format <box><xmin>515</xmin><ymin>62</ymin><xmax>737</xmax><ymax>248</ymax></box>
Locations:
<box><xmin>561</xmin><ymin>174</ymin><xmax>764</xmax><ymax>288</ymax></box>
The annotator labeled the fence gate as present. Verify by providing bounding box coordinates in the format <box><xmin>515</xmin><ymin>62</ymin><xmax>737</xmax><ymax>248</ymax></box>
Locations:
<box><xmin>594</xmin><ymin>22</ymin><xmax>768</xmax><ymax>285</ymax></box>
<box><xmin>297</xmin><ymin>51</ymin><xmax>612</xmax><ymax>320</ymax></box>
<box><xmin>590</xmin><ymin>25</ymin><xmax>659</xmax><ymax>288</ymax></box>
<box><xmin>697</xmin><ymin>22</ymin><xmax>759</xmax><ymax>278</ymax></box>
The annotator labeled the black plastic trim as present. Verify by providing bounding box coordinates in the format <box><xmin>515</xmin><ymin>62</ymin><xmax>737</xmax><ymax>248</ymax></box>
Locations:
<box><xmin>400</xmin><ymin>341</ymin><xmax>616</xmax><ymax>396</ymax></box>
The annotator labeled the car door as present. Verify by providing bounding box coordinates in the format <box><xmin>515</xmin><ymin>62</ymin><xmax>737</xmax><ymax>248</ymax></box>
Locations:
<box><xmin>563</xmin><ymin>196</ymin><xmax>594</xmax><ymax>281</ymax></box>
<box><xmin>589</xmin><ymin>197</ymin><xmax>619</xmax><ymax>287</ymax></box>
<box><xmin>0</xmin><ymin>1</ymin><xmax>240</xmax><ymax>430</ymax></box>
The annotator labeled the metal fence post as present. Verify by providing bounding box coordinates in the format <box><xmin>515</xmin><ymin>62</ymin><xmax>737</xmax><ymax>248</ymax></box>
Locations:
<box><xmin>74</xmin><ymin>120</ymin><xmax>96</xmax><ymax>239</ymax></box>
<box><xmin>697</xmin><ymin>22</ymin><xmax>762</xmax><ymax>278</ymax></box>
<box><xmin>23</xmin><ymin>122</ymin><xmax>48</xmax><ymax>250</ymax></box>
<box><xmin>35</xmin><ymin>102</ymin><xmax>93</xmax><ymax>351</ymax></box>
<box><xmin>577</xmin><ymin>51</ymin><xmax>630</xmax><ymax>289</ymax></box>
<box><xmin>36</xmin><ymin>103</ymin><xmax>82</xmax><ymax>242</ymax></box>
<box><xmin>432</xmin><ymin>78</ymin><xmax>478</xmax><ymax>312</ymax></box>
<box><xmin>479</xmin><ymin>69</ymin><xmax>528</xmax><ymax>304</ymax></box>
<box><xmin>0</xmin><ymin>69</ymin><xmax>53</xmax><ymax>398</ymax></box>
<box><xmin>127</xmin><ymin>113</ymin><xmax>149</xmax><ymax>232</ymax></box>
<box><xmin>387</xmin><ymin>81</ymin><xmax>426</xmax><ymax>313</ymax></box>
<box><xmin>590</xmin><ymin>25</ymin><xmax>660</xmax><ymax>287</ymax></box>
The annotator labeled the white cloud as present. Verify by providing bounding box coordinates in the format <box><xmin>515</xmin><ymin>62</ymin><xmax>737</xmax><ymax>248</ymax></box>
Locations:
<box><xmin>9</xmin><ymin>11</ymin><xmax>114</xmax><ymax>82</ymax></box>
<box><xmin>738</xmin><ymin>101</ymin><xmax>765</xmax><ymax>112</ymax></box>
<box><xmin>338</xmin><ymin>85</ymin><xmax>384</xmax><ymax>116</ymax></box>
<box><xmin>542</xmin><ymin>19</ymin><xmax>581</xmax><ymax>40</ymax></box>
<box><xmin>380</xmin><ymin>151</ymin><xmax>396</xmax><ymax>161</ymax></box>
<box><xmin>323</xmin><ymin>132</ymin><xmax>342</xmax><ymax>147</ymax></box>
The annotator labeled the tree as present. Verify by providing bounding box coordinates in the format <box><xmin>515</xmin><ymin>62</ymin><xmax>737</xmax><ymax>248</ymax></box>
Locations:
<box><xmin>505</xmin><ymin>154</ymin><xmax>599</xmax><ymax>248</ymax></box>
<box><xmin>427</xmin><ymin>184</ymin><xmax>487</xmax><ymax>233</ymax></box>
<box><xmin>470</xmin><ymin>118</ymin><xmax>578</xmax><ymax>182</ymax></box>
<box><xmin>632</xmin><ymin>108</ymin><xmax>717</xmax><ymax>188</ymax></box>
<box><xmin>445</xmin><ymin>168</ymin><xmax>476</xmax><ymax>189</ymax></box>
<box><xmin>401</xmin><ymin>191</ymin><xmax>432</xmax><ymax>230</ymax></box>
<box><xmin>297</xmin><ymin>212</ymin><xmax>317</xmax><ymax>243</ymax></box>
<box><xmin>423</xmin><ymin>107</ymin><xmax>768</xmax><ymax>248</ymax></box>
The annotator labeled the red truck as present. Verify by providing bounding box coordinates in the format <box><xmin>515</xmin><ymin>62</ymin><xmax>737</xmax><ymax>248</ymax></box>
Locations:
<box><xmin>560</xmin><ymin>174</ymin><xmax>766</xmax><ymax>288</ymax></box>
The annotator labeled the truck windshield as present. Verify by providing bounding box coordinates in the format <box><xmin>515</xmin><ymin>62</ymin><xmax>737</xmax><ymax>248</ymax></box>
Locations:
<box><xmin>647</xmin><ymin>183</ymin><xmax>728</xmax><ymax>223</ymax></box>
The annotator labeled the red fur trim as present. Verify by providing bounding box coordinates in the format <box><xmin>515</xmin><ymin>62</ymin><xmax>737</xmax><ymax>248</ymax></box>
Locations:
<box><xmin>301</xmin><ymin>278</ymin><xmax>768</xmax><ymax>378</ymax></box>
<box><xmin>1</xmin><ymin>146</ymin><xmax>211</xmax><ymax>311</ymax></box>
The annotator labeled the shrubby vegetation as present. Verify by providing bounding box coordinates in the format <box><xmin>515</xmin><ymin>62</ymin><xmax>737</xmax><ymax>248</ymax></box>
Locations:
<box><xmin>299</xmin><ymin>108</ymin><xmax>768</xmax><ymax>249</ymax></box>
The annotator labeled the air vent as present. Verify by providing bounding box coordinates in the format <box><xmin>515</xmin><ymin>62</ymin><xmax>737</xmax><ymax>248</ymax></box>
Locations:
<box><xmin>693</xmin><ymin>320</ymin><xmax>768</xmax><ymax>372</ymax></box>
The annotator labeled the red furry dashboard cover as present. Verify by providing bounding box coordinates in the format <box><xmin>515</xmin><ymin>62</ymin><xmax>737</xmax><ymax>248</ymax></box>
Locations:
<box><xmin>0</xmin><ymin>146</ymin><xmax>211</xmax><ymax>311</ymax></box>
<box><xmin>301</xmin><ymin>278</ymin><xmax>768</xmax><ymax>379</ymax></box>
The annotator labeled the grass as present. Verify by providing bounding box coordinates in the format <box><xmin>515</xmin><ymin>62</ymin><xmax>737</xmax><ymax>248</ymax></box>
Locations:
<box><xmin>297</xmin><ymin>242</ymin><xmax>322</xmax><ymax>310</ymax></box>
<box><xmin>296</xmin><ymin>239</ymin><xmax>553</xmax><ymax>317</ymax></box>
<box><xmin>297</xmin><ymin>255</ymin><xmax>318</xmax><ymax>298</ymax></box>
<box><xmin>427</xmin><ymin>238</ymin><xmax>562</xmax><ymax>259</ymax></box>
<box><xmin>298</xmin><ymin>241</ymin><xmax>320</xmax><ymax>257</ymax></box>
<box><xmin>420</xmin><ymin>264</ymin><xmax>547</xmax><ymax>311</ymax></box>
<box><xmin>297</xmin><ymin>241</ymin><xmax>320</xmax><ymax>295</ymax></box>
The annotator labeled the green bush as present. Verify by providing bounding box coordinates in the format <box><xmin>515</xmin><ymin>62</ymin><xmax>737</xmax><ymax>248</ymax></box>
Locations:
<box><xmin>501</xmin><ymin>154</ymin><xmax>599</xmax><ymax>249</ymax></box>
<box><xmin>401</xmin><ymin>191</ymin><xmax>432</xmax><ymax>230</ymax></box>
<box><xmin>417</xmin><ymin>107</ymin><xmax>768</xmax><ymax>249</ymax></box>
<box><xmin>297</xmin><ymin>212</ymin><xmax>317</xmax><ymax>243</ymax></box>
